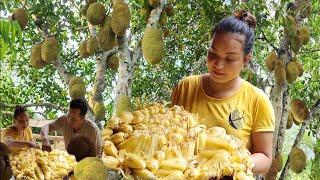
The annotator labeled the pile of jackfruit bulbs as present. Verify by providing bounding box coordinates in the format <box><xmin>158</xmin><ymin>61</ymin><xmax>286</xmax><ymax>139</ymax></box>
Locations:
<box><xmin>101</xmin><ymin>104</ymin><xmax>255</xmax><ymax>180</ymax></box>
<box><xmin>9</xmin><ymin>148</ymin><xmax>77</xmax><ymax>180</ymax></box>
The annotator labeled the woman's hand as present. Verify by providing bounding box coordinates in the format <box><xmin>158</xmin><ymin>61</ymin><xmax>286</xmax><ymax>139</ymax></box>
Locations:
<box><xmin>251</xmin><ymin>131</ymin><xmax>273</xmax><ymax>174</ymax></box>
<box><xmin>42</xmin><ymin>139</ymin><xmax>52</xmax><ymax>152</ymax></box>
<box><xmin>27</xmin><ymin>141</ymin><xmax>37</xmax><ymax>148</ymax></box>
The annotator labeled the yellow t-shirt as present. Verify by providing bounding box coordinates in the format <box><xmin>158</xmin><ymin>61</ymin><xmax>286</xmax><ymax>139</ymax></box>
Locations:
<box><xmin>172</xmin><ymin>75</ymin><xmax>275</xmax><ymax>151</ymax></box>
<box><xmin>1</xmin><ymin>126</ymin><xmax>33</xmax><ymax>154</ymax></box>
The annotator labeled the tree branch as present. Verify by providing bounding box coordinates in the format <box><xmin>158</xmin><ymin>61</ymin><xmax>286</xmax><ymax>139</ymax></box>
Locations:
<box><xmin>92</xmin><ymin>46</ymin><xmax>120</xmax><ymax>104</ymax></box>
<box><xmin>69</xmin><ymin>0</ymin><xmax>81</xmax><ymax>13</ymax></box>
<box><xmin>0</xmin><ymin>102</ymin><xmax>68</xmax><ymax>113</ymax></box>
<box><xmin>300</xmin><ymin>49</ymin><xmax>320</xmax><ymax>54</ymax></box>
<box><xmin>279</xmin><ymin>98</ymin><xmax>320</xmax><ymax>179</ymax></box>
<box><xmin>147</xmin><ymin>0</ymin><xmax>165</xmax><ymax>28</ymax></box>
<box><xmin>189</xmin><ymin>55</ymin><xmax>206</xmax><ymax>75</ymax></box>
<box><xmin>260</xmin><ymin>30</ymin><xmax>278</xmax><ymax>52</ymax></box>
<box><xmin>53</xmin><ymin>58</ymin><xmax>71</xmax><ymax>84</ymax></box>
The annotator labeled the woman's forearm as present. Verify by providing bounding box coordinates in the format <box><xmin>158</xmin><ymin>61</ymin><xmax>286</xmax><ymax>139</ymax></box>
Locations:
<box><xmin>5</xmin><ymin>139</ymin><xmax>32</xmax><ymax>149</ymax></box>
<box><xmin>251</xmin><ymin>152</ymin><xmax>272</xmax><ymax>174</ymax></box>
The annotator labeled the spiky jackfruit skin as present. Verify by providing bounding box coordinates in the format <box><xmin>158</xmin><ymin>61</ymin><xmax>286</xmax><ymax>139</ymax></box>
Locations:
<box><xmin>286</xmin><ymin>61</ymin><xmax>299</xmax><ymax>83</ymax></box>
<box><xmin>111</xmin><ymin>0</ymin><xmax>131</xmax><ymax>36</ymax></box>
<box><xmin>30</xmin><ymin>43</ymin><xmax>47</xmax><ymax>68</ymax></box>
<box><xmin>86</xmin><ymin>2</ymin><xmax>106</xmax><ymax>25</ymax></box>
<box><xmin>106</xmin><ymin>55</ymin><xmax>119</xmax><ymax>70</ymax></box>
<box><xmin>292</xmin><ymin>58</ymin><xmax>304</xmax><ymax>77</ymax></box>
<box><xmin>98</xmin><ymin>17</ymin><xmax>117</xmax><ymax>51</ymax></box>
<box><xmin>290</xmin><ymin>99</ymin><xmax>309</xmax><ymax>123</ymax></box>
<box><xmin>74</xmin><ymin>157</ymin><xmax>107</xmax><ymax>180</ymax></box>
<box><xmin>148</xmin><ymin>0</ymin><xmax>159</xmax><ymax>7</ymax></box>
<box><xmin>159</xmin><ymin>12</ymin><xmax>168</xmax><ymax>26</ymax></box>
<box><xmin>140</xmin><ymin>7</ymin><xmax>151</xmax><ymax>22</ymax></box>
<box><xmin>12</xmin><ymin>8</ymin><xmax>27</xmax><ymax>29</ymax></box>
<box><xmin>94</xmin><ymin>102</ymin><xmax>106</xmax><ymax>120</ymax></box>
<box><xmin>81</xmin><ymin>4</ymin><xmax>90</xmax><ymax>16</ymax></box>
<box><xmin>265</xmin><ymin>51</ymin><xmax>277</xmax><ymax>72</ymax></box>
<box><xmin>284</xmin><ymin>16</ymin><xmax>297</xmax><ymax>39</ymax></box>
<box><xmin>275</xmin><ymin>152</ymin><xmax>283</xmax><ymax>172</ymax></box>
<box><xmin>286</xmin><ymin>111</ymin><xmax>293</xmax><ymax>129</ymax></box>
<box><xmin>274</xmin><ymin>60</ymin><xmax>286</xmax><ymax>87</ymax></box>
<box><xmin>86</xmin><ymin>37</ymin><xmax>98</xmax><ymax>55</ymax></box>
<box><xmin>115</xmin><ymin>95</ymin><xmax>132</xmax><ymax>115</ymax></box>
<box><xmin>69</xmin><ymin>84</ymin><xmax>86</xmax><ymax>99</ymax></box>
<box><xmin>79</xmin><ymin>40</ymin><xmax>90</xmax><ymax>58</ymax></box>
<box><xmin>297</xmin><ymin>26</ymin><xmax>310</xmax><ymax>45</ymax></box>
<box><xmin>163</xmin><ymin>28</ymin><xmax>169</xmax><ymax>38</ymax></box>
<box><xmin>165</xmin><ymin>5</ymin><xmax>174</xmax><ymax>16</ymax></box>
<box><xmin>142</xmin><ymin>27</ymin><xmax>164</xmax><ymax>64</ymax></box>
<box><xmin>68</xmin><ymin>76</ymin><xmax>86</xmax><ymax>99</ymax></box>
<box><xmin>87</xmin><ymin>0</ymin><xmax>97</xmax><ymax>4</ymax></box>
<box><xmin>290</xmin><ymin>35</ymin><xmax>303</xmax><ymax>53</ymax></box>
<box><xmin>265</xmin><ymin>158</ymin><xmax>278</xmax><ymax>180</ymax></box>
<box><xmin>290</xmin><ymin>147</ymin><xmax>306</xmax><ymax>173</ymax></box>
<box><xmin>41</xmin><ymin>37</ymin><xmax>59</xmax><ymax>63</ymax></box>
<box><xmin>69</xmin><ymin>76</ymin><xmax>85</xmax><ymax>87</ymax></box>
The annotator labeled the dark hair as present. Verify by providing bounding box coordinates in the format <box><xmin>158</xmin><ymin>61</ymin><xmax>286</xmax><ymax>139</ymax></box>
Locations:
<box><xmin>211</xmin><ymin>10</ymin><xmax>257</xmax><ymax>55</ymax></box>
<box><xmin>70</xmin><ymin>99</ymin><xmax>88</xmax><ymax>116</ymax></box>
<box><xmin>13</xmin><ymin>105</ymin><xmax>27</xmax><ymax>119</ymax></box>
<box><xmin>67</xmin><ymin>135</ymin><xmax>96</xmax><ymax>162</ymax></box>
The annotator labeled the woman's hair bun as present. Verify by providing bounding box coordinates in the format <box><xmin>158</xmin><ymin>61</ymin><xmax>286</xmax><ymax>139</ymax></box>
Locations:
<box><xmin>233</xmin><ymin>10</ymin><xmax>257</xmax><ymax>29</ymax></box>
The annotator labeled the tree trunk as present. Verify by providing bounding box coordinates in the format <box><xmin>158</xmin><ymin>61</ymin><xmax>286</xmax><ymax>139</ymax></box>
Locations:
<box><xmin>112</xmin><ymin>1</ymin><xmax>164</xmax><ymax>116</ymax></box>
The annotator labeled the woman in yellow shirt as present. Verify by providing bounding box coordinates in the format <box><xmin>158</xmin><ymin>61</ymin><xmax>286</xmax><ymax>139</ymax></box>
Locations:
<box><xmin>172</xmin><ymin>10</ymin><xmax>275</xmax><ymax>175</ymax></box>
<box><xmin>1</xmin><ymin>106</ymin><xmax>37</xmax><ymax>154</ymax></box>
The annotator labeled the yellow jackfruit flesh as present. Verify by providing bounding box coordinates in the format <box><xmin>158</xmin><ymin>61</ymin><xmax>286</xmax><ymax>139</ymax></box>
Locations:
<box><xmin>106</xmin><ymin>55</ymin><xmax>119</xmax><ymax>70</ymax></box>
<box><xmin>290</xmin><ymin>147</ymin><xmax>306</xmax><ymax>173</ymax></box>
<box><xmin>74</xmin><ymin>157</ymin><xmax>107</xmax><ymax>180</ymax></box>
<box><xmin>86</xmin><ymin>2</ymin><xmax>106</xmax><ymax>25</ymax></box>
<box><xmin>94</xmin><ymin>102</ymin><xmax>106</xmax><ymax>120</ymax></box>
<box><xmin>86</xmin><ymin>37</ymin><xmax>98</xmax><ymax>55</ymax></box>
<box><xmin>12</xmin><ymin>8</ymin><xmax>28</xmax><ymax>29</ymax></box>
<box><xmin>30</xmin><ymin>43</ymin><xmax>47</xmax><ymax>68</ymax></box>
<box><xmin>41</xmin><ymin>37</ymin><xmax>59</xmax><ymax>63</ymax></box>
<box><xmin>290</xmin><ymin>99</ymin><xmax>309</xmax><ymax>123</ymax></box>
<box><xmin>102</xmin><ymin>104</ymin><xmax>255</xmax><ymax>179</ymax></box>
<box><xmin>286</xmin><ymin>61</ymin><xmax>299</xmax><ymax>84</ymax></box>
<box><xmin>111</xmin><ymin>0</ymin><xmax>131</xmax><ymax>36</ymax></box>
<box><xmin>142</xmin><ymin>27</ymin><xmax>165</xmax><ymax>64</ymax></box>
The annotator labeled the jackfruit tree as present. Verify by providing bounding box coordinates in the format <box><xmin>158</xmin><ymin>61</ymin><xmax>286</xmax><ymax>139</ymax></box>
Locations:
<box><xmin>0</xmin><ymin>0</ymin><xmax>320</xmax><ymax>179</ymax></box>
